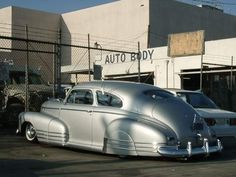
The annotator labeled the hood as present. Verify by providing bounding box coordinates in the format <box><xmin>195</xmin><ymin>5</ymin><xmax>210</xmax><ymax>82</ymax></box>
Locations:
<box><xmin>8</xmin><ymin>84</ymin><xmax>52</xmax><ymax>95</ymax></box>
<box><xmin>28</xmin><ymin>84</ymin><xmax>53</xmax><ymax>93</ymax></box>
<box><xmin>196</xmin><ymin>108</ymin><xmax>236</xmax><ymax>119</ymax></box>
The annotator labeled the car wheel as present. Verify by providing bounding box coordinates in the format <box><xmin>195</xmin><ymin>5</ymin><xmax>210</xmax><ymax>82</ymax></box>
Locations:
<box><xmin>25</xmin><ymin>123</ymin><xmax>37</xmax><ymax>142</ymax></box>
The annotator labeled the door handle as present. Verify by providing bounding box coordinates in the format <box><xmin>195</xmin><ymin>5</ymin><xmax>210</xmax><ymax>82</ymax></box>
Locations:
<box><xmin>87</xmin><ymin>110</ymin><xmax>93</xmax><ymax>113</ymax></box>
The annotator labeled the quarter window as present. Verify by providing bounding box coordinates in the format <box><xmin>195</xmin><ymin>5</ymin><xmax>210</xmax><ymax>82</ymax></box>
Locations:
<box><xmin>96</xmin><ymin>91</ymin><xmax>122</xmax><ymax>108</ymax></box>
<box><xmin>67</xmin><ymin>89</ymin><xmax>93</xmax><ymax>105</ymax></box>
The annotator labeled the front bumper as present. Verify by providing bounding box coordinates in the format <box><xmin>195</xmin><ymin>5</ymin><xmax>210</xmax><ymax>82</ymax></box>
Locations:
<box><xmin>158</xmin><ymin>139</ymin><xmax>223</xmax><ymax>158</ymax></box>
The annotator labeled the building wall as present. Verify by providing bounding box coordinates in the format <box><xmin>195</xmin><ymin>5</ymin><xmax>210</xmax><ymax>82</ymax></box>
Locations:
<box><xmin>62</xmin><ymin>0</ymin><xmax>149</xmax><ymax>45</ymax></box>
<box><xmin>149</xmin><ymin>0</ymin><xmax>236</xmax><ymax>47</ymax></box>
<box><xmin>99</xmin><ymin>37</ymin><xmax>236</xmax><ymax>89</ymax></box>
<box><xmin>12</xmin><ymin>6</ymin><xmax>60</xmax><ymax>40</ymax></box>
<box><xmin>60</xmin><ymin>0</ymin><xmax>236</xmax><ymax>82</ymax></box>
<box><xmin>61</xmin><ymin>0</ymin><xmax>149</xmax><ymax>67</ymax></box>
<box><xmin>155</xmin><ymin>37</ymin><xmax>236</xmax><ymax>88</ymax></box>
<box><xmin>2</xmin><ymin>0</ymin><xmax>236</xmax><ymax>84</ymax></box>
<box><xmin>0</xmin><ymin>7</ymin><xmax>12</xmax><ymax>36</ymax></box>
<box><xmin>0</xmin><ymin>7</ymin><xmax>12</xmax><ymax>55</ymax></box>
<box><xmin>0</xmin><ymin>6</ymin><xmax>61</xmax><ymax>82</ymax></box>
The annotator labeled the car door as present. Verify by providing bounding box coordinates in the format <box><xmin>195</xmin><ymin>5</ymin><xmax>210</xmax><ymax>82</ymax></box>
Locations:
<box><xmin>92</xmin><ymin>90</ymin><xmax>124</xmax><ymax>150</ymax></box>
<box><xmin>60</xmin><ymin>89</ymin><xmax>94</xmax><ymax>147</ymax></box>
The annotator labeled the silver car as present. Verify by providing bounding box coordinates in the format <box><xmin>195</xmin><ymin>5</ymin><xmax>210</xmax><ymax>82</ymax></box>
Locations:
<box><xmin>167</xmin><ymin>89</ymin><xmax>236</xmax><ymax>139</ymax></box>
<box><xmin>17</xmin><ymin>81</ymin><xmax>222</xmax><ymax>158</ymax></box>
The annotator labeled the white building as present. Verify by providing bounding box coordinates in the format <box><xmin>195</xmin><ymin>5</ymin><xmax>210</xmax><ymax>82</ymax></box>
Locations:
<box><xmin>99</xmin><ymin>37</ymin><xmax>236</xmax><ymax>88</ymax></box>
<box><xmin>98</xmin><ymin>37</ymin><xmax>236</xmax><ymax>110</ymax></box>
<box><xmin>0</xmin><ymin>0</ymin><xmax>236</xmax><ymax>110</ymax></box>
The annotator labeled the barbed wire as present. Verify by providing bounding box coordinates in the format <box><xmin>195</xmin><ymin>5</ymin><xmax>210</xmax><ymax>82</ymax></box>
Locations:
<box><xmin>0</xmin><ymin>22</ymin><xmax>137</xmax><ymax>50</ymax></box>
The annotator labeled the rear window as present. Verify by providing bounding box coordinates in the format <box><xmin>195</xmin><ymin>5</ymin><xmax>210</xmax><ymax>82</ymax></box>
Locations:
<box><xmin>177</xmin><ymin>92</ymin><xmax>217</xmax><ymax>109</ymax></box>
<box><xmin>96</xmin><ymin>91</ymin><xmax>123</xmax><ymax>108</ymax></box>
<box><xmin>143</xmin><ymin>89</ymin><xmax>173</xmax><ymax>100</ymax></box>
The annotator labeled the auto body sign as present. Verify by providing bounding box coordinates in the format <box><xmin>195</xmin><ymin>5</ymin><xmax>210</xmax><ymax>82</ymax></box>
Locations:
<box><xmin>104</xmin><ymin>49</ymin><xmax>155</xmax><ymax>65</ymax></box>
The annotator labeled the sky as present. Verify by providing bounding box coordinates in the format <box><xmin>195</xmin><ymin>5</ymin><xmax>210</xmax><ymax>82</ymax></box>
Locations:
<box><xmin>0</xmin><ymin>0</ymin><xmax>116</xmax><ymax>14</ymax></box>
<box><xmin>178</xmin><ymin>0</ymin><xmax>236</xmax><ymax>15</ymax></box>
<box><xmin>0</xmin><ymin>0</ymin><xmax>236</xmax><ymax>15</ymax></box>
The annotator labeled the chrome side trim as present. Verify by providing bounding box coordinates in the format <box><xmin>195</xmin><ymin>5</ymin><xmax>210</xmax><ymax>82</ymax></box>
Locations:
<box><xmin>103</xmin><ymin>138</ymin><xmax>137</xmax><ymax>155</ymax></box>
<box><xmin>36</xmin><ymin>129</ymin><xmax>69</xmax><ymax>145</ymax></box>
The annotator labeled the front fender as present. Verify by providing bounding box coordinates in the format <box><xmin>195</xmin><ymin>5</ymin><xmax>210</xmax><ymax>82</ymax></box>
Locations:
<box><xmin>104</xmin><ymin>118</ymin><xmax>176</xmax><ymax>156</ymax></box>
<box><xmin>18</xmin><ymin>112</ymin><xmax>69</xmax><ymax>145</ymax></box>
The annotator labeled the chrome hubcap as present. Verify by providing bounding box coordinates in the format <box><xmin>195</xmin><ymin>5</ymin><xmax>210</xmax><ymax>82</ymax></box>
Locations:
<box><xmin>26</xmin><ymin>124</ymin><xmax>36</xmax><ymax>140</ymax></box>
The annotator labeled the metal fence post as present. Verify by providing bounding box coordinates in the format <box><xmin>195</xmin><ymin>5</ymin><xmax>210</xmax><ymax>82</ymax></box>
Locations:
<box><xmin>25</xmin><ymin>25</ymin><xmax>29</xmax><ymax>112</ymax></box>
<box><xmin>53</xmin><ymin>44</ymin><xmax>56</xmax><ymax>98</ymax></box>
<box><xmin>200</xmin><ymin>54</ymin><xmax>203</xmax><ymax>91</ymax></box>
<box><xmin>138</xmin><ymin>42</ymin><xmax>141</xmax><ymax>83</ymax></box>
<box><xmin>57</xmin><ymin>29</ymin><xmax>62</xmax><ymax>94</ymax></box>
<box><xmin>88</xmin><ymin>34</ymin><xmax>91</xmax><ymax>81</ymax></box>
<box><xmin>231</xmin><ymin>56</ymin><xmax>234</xmax><ymax>91</ymax></box>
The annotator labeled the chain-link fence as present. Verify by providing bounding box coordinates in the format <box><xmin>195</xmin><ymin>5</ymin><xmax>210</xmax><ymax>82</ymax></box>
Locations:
<box><xmin>0</xmin><ymin>34</ymin><xmax>59</xmax><ymax>124</ymax></box>
<box><xmin>181</xmin><ymin>54</ymin><xmax>236</xmax><ymax>111</ymax></box>
<box><xmin>200</xmin><ymin>55</ymin><xmax>236</xmax><ymax>111</ymax></box>
<box><xmin>0</xmin><ymin>25</ymin><xmax>138</xmax><ymax>125</ymax></box>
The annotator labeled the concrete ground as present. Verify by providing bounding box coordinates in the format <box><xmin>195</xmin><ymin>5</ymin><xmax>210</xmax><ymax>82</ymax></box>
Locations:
<box><xmin>1</xmin><ymin>124</ymin><xmax>236</xmax><ymax>177</ymax></box>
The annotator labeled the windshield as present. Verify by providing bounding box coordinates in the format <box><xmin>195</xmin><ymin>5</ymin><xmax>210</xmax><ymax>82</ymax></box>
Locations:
<box><xmin>9</xmin><ymin>71</ymin><xmax>43</xmax><ymax>85</ymax></box>
<box><xmin>177</xmin><ymin>92</ymin><xmax>217</xmax><ymax>109</ymax></box>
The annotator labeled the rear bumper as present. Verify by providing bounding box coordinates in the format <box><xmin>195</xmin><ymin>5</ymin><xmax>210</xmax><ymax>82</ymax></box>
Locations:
<box><xmin>158</xmin><ymin>139</ymin><xmax>223</xmax><ymax>158</ymax></box>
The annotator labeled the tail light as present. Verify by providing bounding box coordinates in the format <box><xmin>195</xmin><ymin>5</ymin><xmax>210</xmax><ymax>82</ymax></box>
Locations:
<box><xmin>204</xmin><ymin>118</ymin><xmax>216</xmax><ymax>126</ymax></box>
<box><xmin>192</xmin><ymin>115</ymin><xmax>204</xmax><ymax>131</ymax></box>
<box><xmin>230</xmin><ymin>119</ymin><xmax>236</xmax><ymax>126</ymax></box>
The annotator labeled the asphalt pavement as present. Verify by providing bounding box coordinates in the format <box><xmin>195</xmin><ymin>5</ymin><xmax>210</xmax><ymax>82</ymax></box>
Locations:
<box><xmin>1</xmin><ymin>124</ymin><xmax>236</xmax><ymax>177</ymax></box>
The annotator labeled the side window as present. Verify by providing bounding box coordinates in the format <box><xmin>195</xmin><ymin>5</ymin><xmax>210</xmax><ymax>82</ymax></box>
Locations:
<box><xmin>176</xmin><ymin>93</ymin><xmax>187</xmax><ymax>103</ymax></box>
<box><xmin>96</xmin><ymin>91</ymin><xmax>122</xmax><ymax>108</ymax></box>
<box><xmin>67</xmin><ymin>89</ymin><xmax>93</xmax><ymax>105</ymax></box>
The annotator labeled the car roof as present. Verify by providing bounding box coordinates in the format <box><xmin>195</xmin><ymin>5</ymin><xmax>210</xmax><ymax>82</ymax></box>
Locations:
<box><xmin>73</xmin><ymin>80</ymin><xmax>163</xmax><ymax>95</ymax></box>
<box><xmin>165</xmin><ymin>88</ymin><xmax>201</xmax><ymax>94</ymax></box>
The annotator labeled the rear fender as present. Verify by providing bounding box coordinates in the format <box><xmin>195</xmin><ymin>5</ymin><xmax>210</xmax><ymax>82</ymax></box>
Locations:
<box><xmin>104</xmin><ymin>118</ymin><xmax>172</xmax><ymax>156</ymax></box>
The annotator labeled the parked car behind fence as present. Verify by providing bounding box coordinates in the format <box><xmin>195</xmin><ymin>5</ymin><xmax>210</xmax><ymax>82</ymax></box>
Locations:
<box><xmin>0</xmin><ymin>66</ymin><xmax>53</xmax><ymax>126</ymax></box>
<box><xmin>166</xmin><ymin>89</ymin><xmax>236</xmax><ymax>140</ymax></box>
